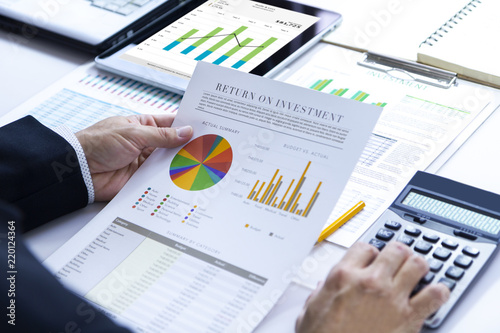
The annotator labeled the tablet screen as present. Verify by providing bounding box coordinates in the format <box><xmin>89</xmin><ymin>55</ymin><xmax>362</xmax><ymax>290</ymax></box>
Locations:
<box><xmin>120</xmin><ymin>0</ymin><xmax>320</xmax><ymax>80</ymax></box>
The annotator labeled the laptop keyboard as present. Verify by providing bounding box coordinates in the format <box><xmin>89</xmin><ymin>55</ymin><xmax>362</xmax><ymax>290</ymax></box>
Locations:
<box><xmin>89</xmin><ymin>0</ymin><xmax>152</xmax><ymax>16</ymax></box>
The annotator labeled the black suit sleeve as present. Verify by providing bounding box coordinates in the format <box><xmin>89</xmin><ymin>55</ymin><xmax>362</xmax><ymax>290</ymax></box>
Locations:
<box><xmin>0</xmin><ymin>117</ymin><xmax>131</xmax><ymax>332</ymax></box>
<box><xmin>0</xmin><ymin>116</ymin><xmax>89</xmax><ymax>232</ymax></box>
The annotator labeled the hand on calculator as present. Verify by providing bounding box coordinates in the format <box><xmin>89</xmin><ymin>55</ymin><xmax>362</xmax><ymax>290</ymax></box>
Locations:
<box><xmin>295</xmin><ymin>242</ymin><xmax>450</xmax><ymax>333</ymax></box>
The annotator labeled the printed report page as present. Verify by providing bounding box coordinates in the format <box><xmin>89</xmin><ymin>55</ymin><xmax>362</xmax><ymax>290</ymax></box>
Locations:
<box><xmin>44</xmin><ymin>62</ymin><xmax>381</xmax><ymax>332</ymax></box>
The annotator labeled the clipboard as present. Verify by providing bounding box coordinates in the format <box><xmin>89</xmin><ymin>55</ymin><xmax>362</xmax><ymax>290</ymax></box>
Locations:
<box><xmin>357</xmin><ymin>52</ymin><xmax>457</xmax><ymax>89</ymax></box>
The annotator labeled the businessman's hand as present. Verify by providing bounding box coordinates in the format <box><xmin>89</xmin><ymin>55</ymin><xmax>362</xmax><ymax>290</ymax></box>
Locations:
<box><xmin>295</xmin><ymin>242</ymin><xmax>450</xmax><ymax>333</ymax></box>
<box><xmin>76</xmin><ymin>114</ymin><xmax>193</xmax><ymax>201</ymax></box>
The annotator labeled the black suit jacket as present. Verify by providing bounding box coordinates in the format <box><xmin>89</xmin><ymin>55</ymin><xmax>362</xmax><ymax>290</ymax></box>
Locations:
<box><xmin>0</xmin><ymin>116</ymin><xmax>130</xmax><ymax>332</ymax></box>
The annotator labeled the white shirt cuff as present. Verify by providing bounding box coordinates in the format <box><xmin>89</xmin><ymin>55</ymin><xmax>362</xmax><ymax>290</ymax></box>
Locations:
<box><xmin>52</xmin><ymin>125</ymin><xmax>95</xmax><ymax>204</ymax></box>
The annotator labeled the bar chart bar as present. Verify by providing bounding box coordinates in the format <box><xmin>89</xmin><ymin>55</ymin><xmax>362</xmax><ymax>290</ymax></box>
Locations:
<box><xmin>254</xmin><ymin>181</ymin><xmax>266</xmax><ymax>201</ymax></box>
<box><xmin>302</xmin><ymin>182</ymin><xmax>322</xmax><ymax>217</ymax></box>
<box><xmin>330</xmin><ymin>88</ymin><xmax>349</xmax><ymax>96</ymax></box>
<box><xmin>195</xmin><ymin>26</ymin><xmax>248</xmax><ymax>61</ymax></box>
<box><xmin>248</xmin><ymin>180</ymin><xmax>259</xmax><ymax>200</ymax></box>
<box><xmin>278</xmin><ymin>180</ymin><xmax>295</xmax><ymax>210</ymax></box>
<box><xmin>260</xmin><ymin>169</ymin><xmax>280</xmax><ymax>203</ymax></box>
<box><xmin>351</xmin><ymin>90</ymin><xmax>370</xmax><ymax>102</ymax></box>
<box><xmin>310</xmin><ymin>79</ymin><xmax>322</xmax><ymax>90</ymax></box>
<box><xmin>164</xmin><ymin>29</ymin><xmax>199</xmax><ymax>51</ymax></box>
<box><xmin>213</xmin><ymin>37</ymin><xmax>253</xmax><ymax>65</ymax></box>
<box><xmin>232</xmin><ymin>37</ymin><xmax>278</xmax><ymax>69</ymax></box>
<box><xmin>285</xmin><ymin>161</ymin><xmax>311</xmax><ymax>211</ymax></box>
<box><xmin>182</xmin><ymin>27</ymin><xmax>224</xmax><ymax>55</ymax></box>
<box><xmin>265</xmin><ymin>176</ymin><xmax>282</xmax><ymax>205</ymax></box>
<box><xmin>311</xmin><ymin>79</ymin><xmax>333</xmax><ymax>91</ymax></box>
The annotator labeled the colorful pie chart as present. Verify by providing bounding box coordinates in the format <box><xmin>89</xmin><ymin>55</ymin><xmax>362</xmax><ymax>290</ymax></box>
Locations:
<box><xmin>170</xmin><ymin>135</ymin><xmax>233</xmax><ymax>191</ymax></box>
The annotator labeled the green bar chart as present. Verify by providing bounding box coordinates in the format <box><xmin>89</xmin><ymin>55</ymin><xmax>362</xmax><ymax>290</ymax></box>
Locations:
<box><xmin>232</xmin><ymin>37</ymin><xmax>278</xmax><ymax>69</ymax></box>
<box><xmin>310</xmin><ymin>78</ymin><xmax>387</xmax><ymax>107</ymax></box>
<box><xmin>124</xmin><ymin>0</ymin><xmax>319</xmax><ymax>79</ymax></box>
<box><xmin>164</xmin><ymin>24</ymin><xmax>277</xmax><ymax>69</ymax></box>
<box><xmin>180</xmin><ymin>27</ymin><xmax>224</xmax><ymax>54</ymax></box>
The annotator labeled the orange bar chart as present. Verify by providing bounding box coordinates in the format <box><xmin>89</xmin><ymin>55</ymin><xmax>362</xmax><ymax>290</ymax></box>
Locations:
<box><xmin>247</xmin><ymin>161</ymin><xmax>322</xmax><ymax>217</ymax></box>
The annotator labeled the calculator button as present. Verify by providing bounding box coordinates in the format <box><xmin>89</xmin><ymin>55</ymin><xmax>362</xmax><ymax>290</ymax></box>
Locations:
<box><xmin>413</xmin><ymin>217</ymin><xmax>427</xmax><ymax>224</ymax></box>
<box><xmin>423</xmin><ymin>233</ymin><xmax>440</xmax><ymax>243</ymax></box>
<box><xmin>404</xmin><ymin>226</ymin><xmax>421</xmax><ymax>237</ymax></box>
<box><xmin>438</xmin><ymin>277</ymin><xmax>456</xmax><ymax>291</ymax></box>
<box><xmin>384</xmin><ymin>220</ymin><xmax>402</xmax><ymax>230</ymax></box>
<box><xmin>433</xmin><ymin>247</ymin><xmax>452</xmax><ymax>261</ymax></box>
<box><xmin>397</xmin><ymin>235</ymin><xmax>415</xmax><ymax>246</ymax></box>
<box><xmin>445</xmin><ymin>266</ymin><xmax>465</xmax><ymax>280</ymax></box>
<box><xmin>376</xmin><ymin>229</ymin><xmax>395</xmax><ymax>241</ymax></box>
<box><xmin>454</xmin><ymin>255</ymin><xmax>473</xmax><ymax>269</ymax></box>
<box><xmin>463</xmin><ymin>246</ymin><xmax>480</xmax><ymax>257</ymax></box>
<box><xmin>420</xmin><ymin>272</ymin><xmax>435</xmax><ymax>284</ymax></box>
<box><xmin>369</xmin><ymin>239</ymin><xmax>386</xmax><ymax>250</ymax></box>
<box><xmin>442</xmin><ymin>239</ymin><xmax>459</xmax><ymax>250</ymax></box>
<box><xmin>414</xmin><ymin>240</ymin><xmax>433</xmax><ymax>254</ymax></box>
<box><xmin>427</xmin><ymin>258</ymin><xmax>444</xmax><ymax>272</ymax></box>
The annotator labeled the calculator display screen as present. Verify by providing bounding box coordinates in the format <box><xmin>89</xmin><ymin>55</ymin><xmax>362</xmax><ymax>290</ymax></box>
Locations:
<box><xmin>402</xmin><ymin>191</ymin><xmax>500</xmax><ymax>235</ymax></box>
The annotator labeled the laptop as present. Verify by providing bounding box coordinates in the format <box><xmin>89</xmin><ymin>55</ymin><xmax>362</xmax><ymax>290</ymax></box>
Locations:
<box><xmin>0</xmin><ymin>0</ymin><xmax>192</xmax><ymax>53</ymax></box>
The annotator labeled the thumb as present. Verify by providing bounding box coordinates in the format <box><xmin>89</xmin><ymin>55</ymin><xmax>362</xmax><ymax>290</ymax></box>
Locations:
<box><xmin>130</xmin><ymin>124</ymin><xmax>193</xmax><ymax>149</ymax></box>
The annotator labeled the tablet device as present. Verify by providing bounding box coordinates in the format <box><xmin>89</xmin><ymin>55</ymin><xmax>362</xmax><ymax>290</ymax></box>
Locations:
<box><xmin>95</xmin><ymin>0</ymin><xmax>342</xmax><ymax>94</ymax></box>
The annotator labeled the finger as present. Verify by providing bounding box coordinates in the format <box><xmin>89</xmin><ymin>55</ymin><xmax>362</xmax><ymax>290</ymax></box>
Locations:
<box><xmin>341</xmin><ymin>242</ymin><xmax>379</xmax><ymax>268</ymax></box>
<box><xmin>128</xmin><ymin>125</ymin><xmax>193</xmax><ymax>150</ymax></box>
<box><xmin>149</xmin><ymin>114</ymin><xmax>177</xmax><ymax>128</ymax></box>
<box><xmin>128</xmin><ymin>114</ymin><xmax>177</xmax><ymax>128</ymax></box>
<box><xmin>368</xmin><ymin>241</ymin><xmax>413</xmax><ymax>279</ymax></box>
<box><xmin>409</xmin><ymin>283</ymin><xmax>450</xmax><ymax>319</ymax></box>
<box><xmin>393</xmin><ymin>254</ymin><xmax>429</xmax><ymax>294</ymax></box>
<box><xmin>323</xmin><ymin>243</ymin><xmax>378</xmax><ymax>291</ymax></box>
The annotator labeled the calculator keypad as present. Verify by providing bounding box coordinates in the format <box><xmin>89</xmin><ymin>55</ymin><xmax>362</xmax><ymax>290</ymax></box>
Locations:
<box><xmin>463</xmin><ymin>246</ymin><xmax>480</xmax><ymax>257</ymax></box>
<box><xmin>454</xmin><ymin>255</ymin><xmax>473</xmax><ymax>269</ymax></box>
<box><xmin>360</xmin><ymin>210</ymin><xmax>496</xmax><ymax>328</ymax></box>
<box><xmin>414</xmin><ymin>240</ymin><xmax>433</xmax><ymax>254</ymax></box>
<box><xmin>433</xmin><ymin>247</ymin><xmax>452</xmax><ymax>261</ymax></box>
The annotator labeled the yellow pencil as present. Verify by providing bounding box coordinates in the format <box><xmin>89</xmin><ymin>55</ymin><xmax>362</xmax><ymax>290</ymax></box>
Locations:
<box><xmin>317</xmin><ymin>201</ymin><xmax>365</xmax><ymax>243</ymax></box>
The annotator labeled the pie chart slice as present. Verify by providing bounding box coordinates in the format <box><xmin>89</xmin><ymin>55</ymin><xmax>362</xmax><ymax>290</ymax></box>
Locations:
<box><xmin>170</xmin><ymin>135</ymin><xmax>233</xmax><ymax>191</ymax></box>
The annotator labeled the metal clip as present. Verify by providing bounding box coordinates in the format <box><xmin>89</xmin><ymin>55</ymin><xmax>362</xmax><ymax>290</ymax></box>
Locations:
<box><xmin>358</xmin><ymin>52</ymin><xmax>457</xmax><ymax>89</ymax></box>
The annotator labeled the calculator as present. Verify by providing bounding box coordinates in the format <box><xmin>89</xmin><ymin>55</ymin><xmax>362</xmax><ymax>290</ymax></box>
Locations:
<box><xmin>359</xmin><ymin>171</ymin><xmax>500</xmax><ymax>328</ymax></box>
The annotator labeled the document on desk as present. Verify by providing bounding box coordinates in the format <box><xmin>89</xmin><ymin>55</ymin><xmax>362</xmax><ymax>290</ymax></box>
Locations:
<box><xmin>0</xmin><ymin>62</ymin><xmax>182</xmax><ymax>130</ymax></box>
<box><xmin>43</xmin><ymin>62</ymin><xmax>381</xmax><ymax>333</ymax></box>
<box><xmin>276</xmin><ymin>43</ymin><xmax>499</xmax><ymax>248</ymax></box>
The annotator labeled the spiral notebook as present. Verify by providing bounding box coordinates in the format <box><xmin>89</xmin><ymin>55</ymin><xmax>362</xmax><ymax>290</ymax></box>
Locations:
<box><xmin>417</xmin><ymin>0</ymin><xmax>500</xmax><ymax>88</ymax></box>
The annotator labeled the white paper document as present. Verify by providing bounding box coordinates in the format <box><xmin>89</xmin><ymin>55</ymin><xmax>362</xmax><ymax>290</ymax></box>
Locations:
<box><xmin>276</xmin><ymin>43</ymin><xmax>498</xmax><ymax>249</ymax></box>
<box><xmin>0</xmin><ymin>62</ymin><xmax>182</xmax><ymax>131</ymax></box>
<box><xmin>43</xmin><ymin>62</ymin><xmax>381</xmax><ymax>332</ymax></box>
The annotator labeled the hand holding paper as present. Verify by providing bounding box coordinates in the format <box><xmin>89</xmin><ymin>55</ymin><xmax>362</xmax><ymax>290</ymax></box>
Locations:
<box><xmin>44</xmin><ymin>62</ymin><xmax>381</xmax><ymax>332</ymax></box>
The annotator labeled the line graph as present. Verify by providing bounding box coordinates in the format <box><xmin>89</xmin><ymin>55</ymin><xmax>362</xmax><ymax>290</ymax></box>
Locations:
<box><xmin>122</xmin><ymin>0</ymin><xmax>318</xmax><ymax>79</ymax></box>
<box><xmin>180</xmin><ymin>33</ymin><xmax>265</xmax><ymax>49</ymax></box>
<box><xmin>164</xmin><ymin>24</ymin><xmax>276</xmax><ymax>65</ymax></box>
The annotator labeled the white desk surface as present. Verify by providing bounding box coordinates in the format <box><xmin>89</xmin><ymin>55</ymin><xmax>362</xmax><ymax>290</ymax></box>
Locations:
<box><xmin>2</xmin><ymin>1</ymin><xmax>500</xmax><ymax>331</ymax></box>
